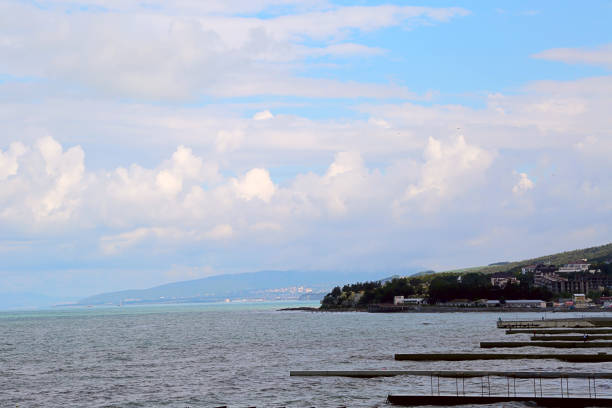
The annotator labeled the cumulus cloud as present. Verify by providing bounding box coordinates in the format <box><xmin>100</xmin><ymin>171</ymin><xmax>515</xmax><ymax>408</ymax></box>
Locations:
<box><xmin>0</xmin><ymin>136</ymin><xmax>85</xmax><ymax>224</ymax></box>
<box><xmin>253</xmin><ymin>110</ymin><xmax>274</xmax><ymax>120</ymax></box>
<box><xmin>512</xmin><ymin>172</ymin><xmax>535</xmax><ymax>194</ymax></box>
<box><xmin>0</xmin><ymin>142</ymin><xmax>26</xmax><ymax>180</ymax></box>
<box><xmin>402</xmin><ymin>135</ymin><xmax>495</xmax><ymax>201</ymax></box>
<box><xmin>232</xmin><ymin>168</ymin><xmax>276</xmax><ymax>202</ymax></box>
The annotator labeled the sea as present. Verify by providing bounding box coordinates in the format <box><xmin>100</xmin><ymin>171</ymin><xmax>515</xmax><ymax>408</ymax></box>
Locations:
<box><xmin>1</xmin><ymin>302</ymin><xmax>611</xmax><ymax>407</ymax></box>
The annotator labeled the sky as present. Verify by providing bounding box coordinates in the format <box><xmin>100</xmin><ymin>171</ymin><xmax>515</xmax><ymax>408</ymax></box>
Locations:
<box><xmin>1</xmin><ymin>0</ymin><xmax>612</xmax><ymax>298</ymax></box>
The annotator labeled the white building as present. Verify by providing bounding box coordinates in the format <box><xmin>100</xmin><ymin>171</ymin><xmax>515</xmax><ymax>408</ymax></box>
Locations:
<box><xmin>558</xmin><ymin>260</ymin><xmax>590</xmax><ymax>273</ymax></box>
<box><xmin>521</xmin><ymin>265</ymin><xmax>537</xmax><ymax>274</ymax></box>
<box><xmin>505</xmin><ymin>299</ymin><xmax>546</xmax><ymax>308</ymax></box>
<box><xmin>393</xmin><ymin>296</ymin><xmax>425</xmax><ymax>305</ymax></box>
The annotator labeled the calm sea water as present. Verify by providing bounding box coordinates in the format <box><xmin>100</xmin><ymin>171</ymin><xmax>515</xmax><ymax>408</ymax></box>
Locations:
<box><xmin>1</xmin><ymin>303</ymin><xmax>611</xmax><ymax>407</ymax></box>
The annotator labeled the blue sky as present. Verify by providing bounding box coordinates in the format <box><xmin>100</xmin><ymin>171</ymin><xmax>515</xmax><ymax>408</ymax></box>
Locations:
<box><xmin>1</xmin><ymin>0</ymin><xmax>612</xmax><ymax>300</ymax></box>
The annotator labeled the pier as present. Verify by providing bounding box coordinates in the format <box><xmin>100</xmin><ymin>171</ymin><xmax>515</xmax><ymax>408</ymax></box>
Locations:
<box><xmin>394</xmin><ymin>353</ymin><xmax>612</xmax><ymax>362</ymax></box>
<box><xmin>292</xmin><ymin>370</ymin><xmax>612</xmax><ymax>406</ymax></box>
<box><xmin>291</xmin><ymin>316</ymin><xmax>612</xmax><ymax>406</ymax></box>
<box><xmin>497</xmin><ymin>317</ymin><xmax>612</xmax><ymax>329</ymax></box>
<box><xmin>290</xmin><ymin>370</ymin><xmax>612</xmax><ymax>379</ymax></box>
<box><xmin>386</xmin><ymin>395</ymin><xmax>612</xmax><ymax>407</ymax></box>
<box><xmin>507</xmin><ymin>328</ymin><xmax>612</xmax><ymax>334</ymax></box>
<box><xmin>481</xmin><ymin>341</ymin><xmax>612</xmax><ymax>348</ymax></box>
<box><xmin>531</xmin><ymin>335</ymin><xmax>612</xmax><ymax>341</ymax></box>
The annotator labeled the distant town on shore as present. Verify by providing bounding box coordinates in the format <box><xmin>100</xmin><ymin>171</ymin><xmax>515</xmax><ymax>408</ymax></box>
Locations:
<box><xmin>321</xmin><ymin>243</ymin><xmax>612</xmax><ymax>311</ymax></box>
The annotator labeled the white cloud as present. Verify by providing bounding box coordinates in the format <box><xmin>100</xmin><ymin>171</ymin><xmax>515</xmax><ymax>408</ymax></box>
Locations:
<box><xmin>368</xmin><ymin>117</ymin><xmax>391</xmax><ymax>129</ymax></box>
<box><xmin>512</xmin><ymin>172</ymin><xmax>535</xmax><ymax>194</ymax></box>
<box><xmin>533</xmin><ymin>43</ymin><xmax>612</xmax><ymax>69</ymax></box>
<box><xmin>0</xmin><ymin>136</ymin><xmax>85</xmax><ymax>223</ymax></box>
<box><xmin>402</xmin><ymin>135</ymin><xmax>494</xmax><ymax>201</ymax></box>
<box><xmin>203</xmin><ymin>224</ymin><xmax>233</xmax><ymax>240</ymax></box>
<box><xmin>232</xmin><ymin>168</ymin><xmax>276</xmax><ymax>202</ymax></box>
<box><xmin>0</xmin><ymin>2</ymin><xmax>466</xmax><ymax>100</ymax></box>
<box><xmin>306</xmin><ymin>43</ymin><xmax>387</xmax><ymax>57</ymax></box>
<box><xmin>253</xmin><ymin>110</ymin><xmax>274</xmax><ymax>120</ymax></box>
<box><xmin>0</xmin><ymin>142</ymin><xmax>27</xmax><ymax>180</ymax></box>
<box><xmin>325</xmin><ymin>151</ymin><xmax>363</xmax><ymax>178</ymax></box>
<box><xmin>100</xmin><ymin>227</ymin><xmax>184</xmax><ymax>254</ymax></box>
<box><xmin>216</xmin><ymin>129</ymin><xmax>245</xmax><ymax>153</ymax></box>
<box><xmin>1</xmin><ymin>70</ymin><xmax>612</xmax><ymax>293</ymax></box>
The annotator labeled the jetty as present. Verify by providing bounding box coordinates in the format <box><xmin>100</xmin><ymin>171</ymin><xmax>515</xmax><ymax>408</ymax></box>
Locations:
<box><xmin>292</xmin><ymin>316</ymin><xmax>612</xmax><ymax>406</ymax></box>
<box><xmin>481</xmin><ymin>341</ymin><xmax>612</xmax><ymax>348</ymax></box>
<box><xmin>292</xmin><ymin>370</ymin><xmax>612</xmax><ymax>406</ymax></box>
<box><xmin>507</xmin><ymin>328</ymin><xmax>612</xmax><ymax>334</ymax></box>
<box><xmin>497</xmin><ymin>317</ymin><xmax>612</xmax><ymax>329</ymax></box>
<box><xmin>532</xmin><ymin>335</ymin><xmax>612</xmax><ymax>341</ymax></box>
<box><xmin>394</xmin><ymin>353</ymin><xmax>612</xmax><ymax>363</ymax></box>
<box><xmin>386</xmin><ymin>395</ymin><xmax>612</xmax><ymax>407</ymax></box>
<box><xmin>291</xmin><ymin>370</ymin><xmax>612</xmax><ymax>379</ymax></box>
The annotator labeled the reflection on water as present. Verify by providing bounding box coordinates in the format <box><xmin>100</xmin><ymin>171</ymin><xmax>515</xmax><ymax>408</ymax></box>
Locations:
<box><xmin>1</xmin><ymin>304</ymin><xmax>610</xmax><ymax>407</ymax></box>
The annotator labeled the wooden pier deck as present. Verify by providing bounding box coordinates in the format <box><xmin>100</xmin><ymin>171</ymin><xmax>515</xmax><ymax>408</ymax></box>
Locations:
<box><xmin>481</xmin><ymin>341</ymin><xmax>612</xmax><ymax>348</ymax></box>
<box><xmin>290</xmin><ymin>370</ymin><xmax>612</xmax><ymax>379</ymax></box>
<box><xmin>387</xmin><ymin>395</ymin><xmax>612</xmax><ymax>407</ymax></box>
<box><xmin>532</xmin><ymin>335</ymin><xmax>612</xmax><ymax>341</ymax></box>
<box><xmin>507</xmin><ymin>328</ymin><xmax>612</xmax><ymax>334</ymax></box>
<box><xmin>497</xmin><ymin>317</ymin><xmax>612</xmax><ymax>329</ymax></box>
<box><xmin>394</xmin><ymin>353</ymin><xmax>612</xmax><ymax>362</ymax></box>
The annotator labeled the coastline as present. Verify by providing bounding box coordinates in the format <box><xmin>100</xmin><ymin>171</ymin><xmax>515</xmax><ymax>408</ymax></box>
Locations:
<box><xmin>280</xmin><ymin>305</ymin><xmax>611</xmax><ymax>313</ymax></box>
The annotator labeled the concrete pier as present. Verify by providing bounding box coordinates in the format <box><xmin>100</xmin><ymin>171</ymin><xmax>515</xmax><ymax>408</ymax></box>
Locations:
<box><xmin>387</xmin><ymin>395</ymin><xmax>612</xmax><ymax>407</ymax></box>
<box><xmin>394</xmin><ymin>353</ymin><xmax>612</xmax><ymax>362</ymax></box>
<box><xmin>531</xmin><ymin>335</ymin><xmax>612</xmax><ymax>341</ymax></box>
<box><xmin>481</xmin><ymin>341</ymin><xmax>612</xmax><ymax>348</ymax></box>
<box><xmin>290</xmin><ymin>370</ymin><xmax>612</xmax><ymax>379</ymax></box>
<box><xmin>497</xmin><ymin>317</ymin><xmax>612</xmax><ymax>329</ymax></box>
<box><xmin>507</xmin><ymin>328</ymin><xmax>612</xmax><ymax>334</ymax></box>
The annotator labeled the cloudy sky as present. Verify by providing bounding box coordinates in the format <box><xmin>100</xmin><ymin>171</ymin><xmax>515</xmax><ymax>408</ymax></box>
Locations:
<box><xmin>1</xmin><ymin>0</ymin><xmax>611</xmax><ymax>297</ymax></box>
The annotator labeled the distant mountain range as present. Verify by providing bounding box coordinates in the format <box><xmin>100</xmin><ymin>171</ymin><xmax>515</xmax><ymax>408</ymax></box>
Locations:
<box><xmin>77</xmin><ymin>270</ymin><xmax>407</xmax><ymax>306</ymax></box>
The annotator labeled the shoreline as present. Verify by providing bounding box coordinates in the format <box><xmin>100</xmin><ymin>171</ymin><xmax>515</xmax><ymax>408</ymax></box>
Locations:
<box><xmin>280</xmin><ymin>305</ymin><xmax>611</xmax><ymax>313</ymax></box>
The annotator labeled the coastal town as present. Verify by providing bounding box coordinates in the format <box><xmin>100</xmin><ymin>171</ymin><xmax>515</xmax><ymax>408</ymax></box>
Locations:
<box><xmin>321</xmin><ymin>258</ymin><xmax>612</xmax><ymax>311</ymax></box>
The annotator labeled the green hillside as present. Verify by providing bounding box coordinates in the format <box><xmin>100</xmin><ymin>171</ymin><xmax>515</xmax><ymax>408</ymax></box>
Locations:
<box><xmin>441</xmin><ymin>242</ymin><xmax>612</xmax><ymax>276</ymax></box>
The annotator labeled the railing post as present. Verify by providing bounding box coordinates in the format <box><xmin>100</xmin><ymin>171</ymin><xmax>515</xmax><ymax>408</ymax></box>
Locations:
<box><xmin>430</xmin><ymin>375</ymin><xmax>433</xmax><ymax>396</ymax></box>
<box><xmin>539</xmin><ymin>376</ymin><xmax>542</xmax><ymax>397</ymax></box>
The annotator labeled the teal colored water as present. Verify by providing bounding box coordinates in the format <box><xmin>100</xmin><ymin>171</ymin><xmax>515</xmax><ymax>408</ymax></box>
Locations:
<box><xmin>1</xmin><ymin>305</ymin><xmax>610</xmax><ymax>407</ymax></box>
